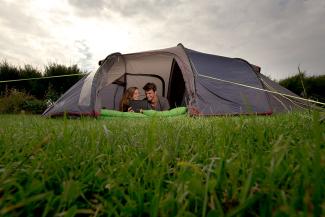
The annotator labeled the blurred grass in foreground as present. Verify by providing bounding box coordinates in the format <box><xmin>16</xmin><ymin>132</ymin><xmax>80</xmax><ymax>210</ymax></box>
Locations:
<box><xmin>0</xmin><ymin>112</ymin><xmax>324</xmax><ymax>216</ymax></box>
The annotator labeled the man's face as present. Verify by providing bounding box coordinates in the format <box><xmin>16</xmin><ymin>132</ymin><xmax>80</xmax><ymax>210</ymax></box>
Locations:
<box><xmin>145</xmin><ymin>89</ymin><xmax>156</xmax><ymax>102</ymax></box>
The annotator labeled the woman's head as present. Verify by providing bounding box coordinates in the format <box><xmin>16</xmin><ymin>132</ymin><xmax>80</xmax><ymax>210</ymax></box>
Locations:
<box><xmin>119</xmin><ymin>87</ymin><xmax>139</xmax><ymax>111</ymax></box>
<box><xmin>125</xmin><ymin>87</ymin><xmax>139</xmax><ymax>100</ymax></box>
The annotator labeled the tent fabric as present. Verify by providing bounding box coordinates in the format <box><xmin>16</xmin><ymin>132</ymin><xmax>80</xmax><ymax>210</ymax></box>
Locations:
<box><xmin>187</xmin><ymin>49</ymin><xmax>272</xmax><ymax>115</ymax></box>
<box><xmin>258</xmin><ymin>73</ymin><xmax>310</xmax><ymax>113</ymax></box>
<box><xmin>43</xmin><ymin>44</ymin><xmax>310</xmax><ymax>117</ymax></box>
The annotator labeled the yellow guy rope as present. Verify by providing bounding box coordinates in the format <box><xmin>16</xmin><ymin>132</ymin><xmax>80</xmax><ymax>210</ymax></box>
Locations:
<box><xmin>0</xmin><ymin>73</ymin><xmax>86</xmax><ymax>83</ymax></box>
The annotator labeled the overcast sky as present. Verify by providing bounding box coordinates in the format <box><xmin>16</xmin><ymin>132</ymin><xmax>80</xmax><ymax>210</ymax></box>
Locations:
<box><xmin>0</xmin><ymin>0</ymin><xmax>324</xmax><ymax>80</ymax></box>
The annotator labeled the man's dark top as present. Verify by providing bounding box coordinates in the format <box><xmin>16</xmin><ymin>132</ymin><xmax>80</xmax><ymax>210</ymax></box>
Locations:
<box><xmin>144</xmin><ymin>95</ymin><xmax>170</xmax><ymax>111</ymax></box>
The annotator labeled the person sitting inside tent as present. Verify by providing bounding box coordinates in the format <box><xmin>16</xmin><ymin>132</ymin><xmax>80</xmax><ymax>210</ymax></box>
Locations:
<box><xmin>119</xmin><ymin>87</ymin><xmax>140</xmax><ymax>112</ymax></box>
<box><xmin>143</xmin><ymin>82</ymin><xmax>170</xmax><ymax>111</ymax></box>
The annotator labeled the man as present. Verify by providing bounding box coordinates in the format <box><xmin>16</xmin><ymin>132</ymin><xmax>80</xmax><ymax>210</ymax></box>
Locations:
<box><xmin>143</xmin><ymin>82</ymin><xmax>170</xmax><ymax>111</ymax></box>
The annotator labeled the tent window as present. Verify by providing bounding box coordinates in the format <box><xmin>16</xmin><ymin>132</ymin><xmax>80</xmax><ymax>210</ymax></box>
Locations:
<box><xmin>168</xmin><ymin>60</ymin><xmax>186</xmax><ymax>108</ymax></box>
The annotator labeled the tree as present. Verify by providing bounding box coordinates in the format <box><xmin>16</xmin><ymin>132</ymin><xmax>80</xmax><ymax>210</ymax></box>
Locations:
<box><xmin>0</xmin><ymin>61</ymin><xmax>20</xmax><ymax>96</ymax></box>
<box><xmin>18</xmin><ymin>64</ymin><xmax>43</xmax><ymax>98</ymax></box>
<box><xmin>43</xmin><ymin>63</ymin><xmax>85</xmax><ymax>100</ymax></box>
<box><xmin>1</xmin><ymin>61</ymin><xmax>86</xmax><ymax>101</ymax></box>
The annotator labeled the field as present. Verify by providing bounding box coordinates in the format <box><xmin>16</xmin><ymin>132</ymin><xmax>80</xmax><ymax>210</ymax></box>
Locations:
<box><xmin>0</xmin><ymin>112</ymin><xmax>324</xmax><ymax>216</ymax></box>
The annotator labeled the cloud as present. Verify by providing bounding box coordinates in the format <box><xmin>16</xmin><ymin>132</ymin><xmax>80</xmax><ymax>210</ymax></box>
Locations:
<box><xmin>0</xmin><ymin>0</ymin><xmax>324</xmax><ymax>79</ymax></box>
<box><xmin>143</xmin><ymin>0</ymin><xmax>325</xmax><ymax>78</ymax></box>
<box><xmin>68</xmin><ymin>0</ymin><xmax>107</xmax><ymax>17</ymax></box>
<box><xmin>68</xmin><ymin>0</ymin><xmax>182</xmax><ymax>19</ymax></box>
<box><xmin>74</xmin><ymin>40</ymin><xmax>93</xmax><ymax>72</ymax></box>
<box><xmin>0</xmin><ymin>0</ymin><xmax>48</xmax><ymax>37</ymax></box>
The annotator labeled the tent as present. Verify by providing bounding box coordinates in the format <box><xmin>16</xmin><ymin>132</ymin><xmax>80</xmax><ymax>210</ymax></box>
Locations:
<box><xmin>43</xmin><ymin>43</ymin><xmax>309</xmax><ymax>117</ymax></box>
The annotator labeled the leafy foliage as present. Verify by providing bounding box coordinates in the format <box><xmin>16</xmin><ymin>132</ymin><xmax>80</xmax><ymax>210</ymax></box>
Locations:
<box><xmin>43</xmin><ymin>63</ymin><xmax>85</xmax><ymax>98</ymax></box>
<box><xmin>0</xmin><ymin>61</ymin><xmax>85</xmax><ymax>101</ymax></box>
<box><xmin>0</xmin><ymin>61</ymin><xmax>86</xmax><ymax>113</ymax></box>
<box><xmin>0</xmin><ymin>89</ymin><xmax>46</xmax><ymax>114</ymax></box>
<box><xmin>279</xmin><ymin>72</ymin><xmax>325</xmax><ymax>103</ymax></box>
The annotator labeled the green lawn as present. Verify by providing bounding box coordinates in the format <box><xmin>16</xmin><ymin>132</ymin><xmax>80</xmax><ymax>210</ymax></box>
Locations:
<box><xmin>0</xmin><ymin>112</ymin><xmax>324</xmax><ymax>216</ymax></box>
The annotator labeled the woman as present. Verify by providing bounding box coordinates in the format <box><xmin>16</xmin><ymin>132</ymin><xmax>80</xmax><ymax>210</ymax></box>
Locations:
<box><xmin>119</xmin><ymin>87</ymin><xmax>140</xmax><ymax>112</ymax></box>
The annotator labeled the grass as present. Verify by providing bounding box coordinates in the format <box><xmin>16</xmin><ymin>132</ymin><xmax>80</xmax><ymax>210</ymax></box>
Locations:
<box><xmin>0</xmin><ymin>112</ymin><xmax>324</xmax><ymax>216</ymax></box>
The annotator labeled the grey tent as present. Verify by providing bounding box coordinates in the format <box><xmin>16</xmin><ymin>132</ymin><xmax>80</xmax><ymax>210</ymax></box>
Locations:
<box><xmin>43</xmin><ymin>44</ymin><xmax>309</xmax><ymax>117</ymax></box>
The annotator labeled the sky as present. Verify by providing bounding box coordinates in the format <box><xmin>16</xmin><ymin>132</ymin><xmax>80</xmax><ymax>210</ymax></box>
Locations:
<box><xmin>0</xmin><ymin>0</ymin><xmax>324</xmax><ymax>80</ymax></box>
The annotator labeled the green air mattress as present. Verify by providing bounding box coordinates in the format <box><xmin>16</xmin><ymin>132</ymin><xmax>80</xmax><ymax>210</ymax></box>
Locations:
<box><xmin>142</xmin><ymin>107</ymin><xmax>187</xmax><ymax>117</ymax></box>
<box><xmin>100</xmin><ymin>107</ymin><xmax>187</xmax><ymax>118</ymax></box>
<box><xmin>100</xmin><ymin>109</ymin><xmax>147</xmax><ymax>118</ymax></box>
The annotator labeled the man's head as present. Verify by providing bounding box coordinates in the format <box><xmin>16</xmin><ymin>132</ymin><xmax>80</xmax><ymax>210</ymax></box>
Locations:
<box><xmin>143</xmin><ymin>82</ymin><xmax>157</xmax><ymax>102</ymax></box>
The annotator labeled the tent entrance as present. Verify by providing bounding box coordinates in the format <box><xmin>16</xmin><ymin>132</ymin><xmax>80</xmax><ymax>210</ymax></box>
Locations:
<box><xmin>168</xmin><ymin>60</ymin><xmax>186</xmax><ymax>108</ymax></box>
<box><xmin>126</xmin><ymin>73</ymin><xmax>166</xmax><ymax>98</ymax></box>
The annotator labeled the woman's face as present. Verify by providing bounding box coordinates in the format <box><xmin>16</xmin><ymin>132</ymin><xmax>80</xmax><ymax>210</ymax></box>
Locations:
<box><xmin>132</xmin><ymin>89</ymin><xmax>140</xmax><ymax>100</ymax></box>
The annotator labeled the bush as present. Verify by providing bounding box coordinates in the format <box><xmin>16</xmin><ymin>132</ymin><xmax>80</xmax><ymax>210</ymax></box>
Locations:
<box><xmin>279</xmin><ymin>72</ymin><xmax>325</xmax><ymax>103</ymax></box>
<box><xmin>22</xmin><ymin>99</ymin><xmax>47</xmax><ymax>114</ymax></box>
<box><xmin>0</xmin><ymin>61</ymin><xmax>43</xmax><ymax>98</ymax></box>
<box><xmin>0</xmin><ymin>89</ymin><xmax>46</xmax><ymax>114</ymax></box>
<box><xmin>1</xmin><ymin>61</ymin><xmax>85</xmax><ymax>101</ymax></box>
<box><xmin>43</xmin><ymin>63</ymin><xmax>85</xmax><ymax>97</ymax></box>
<box><xmin>44</xmin><ymin>84</ymin><xmax>60</xmax><ymax>102</ymax></box>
